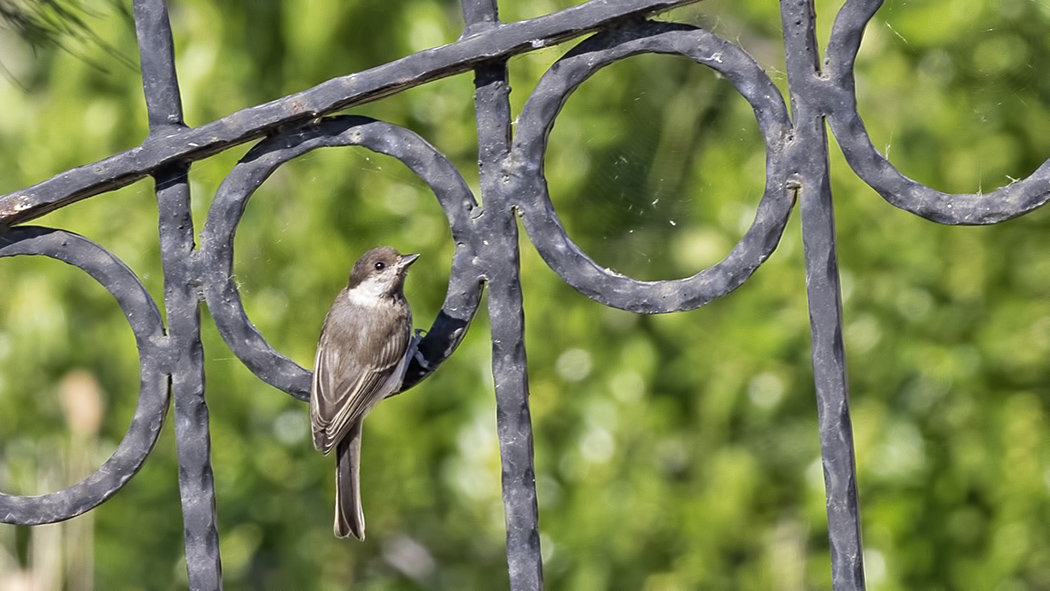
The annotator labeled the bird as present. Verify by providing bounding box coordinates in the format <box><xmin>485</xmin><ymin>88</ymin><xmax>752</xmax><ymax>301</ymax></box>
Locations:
<box><xmin>310</xmin><ymin>246</ymin><xmax>418</xmax><ymax>539</ymax></box>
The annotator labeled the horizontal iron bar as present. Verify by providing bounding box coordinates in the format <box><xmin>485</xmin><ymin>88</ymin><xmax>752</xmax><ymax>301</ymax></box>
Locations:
<box><xmin>0</xmin><ymin>0</ymin><xmax>700</xmax><ymax>228</ymax></box>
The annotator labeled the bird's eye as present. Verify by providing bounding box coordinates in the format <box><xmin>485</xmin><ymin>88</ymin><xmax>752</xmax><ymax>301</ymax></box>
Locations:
<box><xmin>374</xmin><ymin>261</ymin><xmax>386</xmax><ymax>271</ymax></box>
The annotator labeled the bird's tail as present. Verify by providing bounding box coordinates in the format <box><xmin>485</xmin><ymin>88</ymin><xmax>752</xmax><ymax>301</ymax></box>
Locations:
<box><xmin>335</xmin><ymin>422</ymin><xmax>365</xmax><ymax>540</ymax></box>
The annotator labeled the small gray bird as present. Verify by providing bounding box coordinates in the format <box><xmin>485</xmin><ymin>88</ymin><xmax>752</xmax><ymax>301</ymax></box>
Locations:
<box><xmin>311</xmin><ymin>247</ymin><xmax>418</xmax><ymax>539</ymax></box>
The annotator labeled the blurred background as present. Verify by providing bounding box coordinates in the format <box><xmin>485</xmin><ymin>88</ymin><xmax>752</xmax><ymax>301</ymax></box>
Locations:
<box><xmin>1</xmin><ymin>0</ymin><xmax>1049</xmax><ymax>589</ymax></box>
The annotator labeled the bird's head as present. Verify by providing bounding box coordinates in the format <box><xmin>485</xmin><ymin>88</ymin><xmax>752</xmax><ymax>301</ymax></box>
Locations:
<box><xmin>347</xmin><ymin>246</ymin><xmax>419</xmax><ymax>299</ymax></box>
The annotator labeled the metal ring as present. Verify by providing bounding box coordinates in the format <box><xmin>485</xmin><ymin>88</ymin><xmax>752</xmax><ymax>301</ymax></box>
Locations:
<box><xmin>511</xmin><ymin>21</ymin><xmax>795</xmax><ymax>313</ymax></box>
<box><xmin>825</xmin><ymin>0</ymin><xmax>1050</xmax><ymax>224</ymax></box>
<box><xmin>200</xmin><ymin>116</ymin><xmax>481</xmax><ymax>400</ymax></box>
<box><xmin>0</xmin><ymin>227</ymin><xmax>168</xmax><ymax>525</ymax></box>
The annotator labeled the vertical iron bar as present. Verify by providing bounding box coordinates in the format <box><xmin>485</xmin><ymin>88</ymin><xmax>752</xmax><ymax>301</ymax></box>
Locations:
<box><xmin>780</xmin><ymin>1</ymin><xmax>866</xmax><ymax>589</ymax></box>
<box><xmin>132</xmin><ymin>1</ymin><xmax>223</xmax><ymax>589</ymax></box>
<box><xmin>461</xmin><ymin>0</ymin><xmax>499</xmax><ymax>36</ymax></box>
<box><xmin>464</xmin><ymin>1</ymin><xmax>545</xmax><ymax>589</ymax></box>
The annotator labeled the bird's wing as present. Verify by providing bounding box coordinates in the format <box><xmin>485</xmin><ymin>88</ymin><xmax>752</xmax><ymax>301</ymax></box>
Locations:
<box><xmin>311</xmin><ymin>312</ymin><xmax>411</xmax><ymax>454</ymax></box>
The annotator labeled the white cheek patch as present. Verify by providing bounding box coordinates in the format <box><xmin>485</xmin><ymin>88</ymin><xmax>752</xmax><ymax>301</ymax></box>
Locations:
<box><xmin>345</xmin><ymin>277</ymin><xmax>389</xmax><ymax>307</ymax></box>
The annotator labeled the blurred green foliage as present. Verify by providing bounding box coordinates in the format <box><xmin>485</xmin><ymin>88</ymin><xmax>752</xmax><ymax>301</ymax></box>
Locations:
<box><xmin>1</xmin><ymin>0</ymin><xmax>1050</xmax><ymax>589</ymax></box>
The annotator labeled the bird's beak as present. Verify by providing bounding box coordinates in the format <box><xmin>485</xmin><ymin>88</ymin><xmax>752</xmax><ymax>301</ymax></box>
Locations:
<box><xmin>398</xmin><ymin>253</ymin><xmax>420</xmax><ymax>270</ymax></box>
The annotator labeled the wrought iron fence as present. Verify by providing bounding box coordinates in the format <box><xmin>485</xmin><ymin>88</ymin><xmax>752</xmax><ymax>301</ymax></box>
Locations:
<box><xmin>1</xmin><ymin>0</ymin><xmax>1048</xmax><ymax>589</ymax></box>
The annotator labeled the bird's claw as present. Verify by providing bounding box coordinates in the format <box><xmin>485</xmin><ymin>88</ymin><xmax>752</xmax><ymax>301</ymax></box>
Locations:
<box><xmin>409</xmin><ymin>334</ymin><xmax>433</xmax><ymax>371</ymax></box>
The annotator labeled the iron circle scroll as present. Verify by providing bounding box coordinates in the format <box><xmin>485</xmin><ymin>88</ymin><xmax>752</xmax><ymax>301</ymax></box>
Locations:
<box><xmin>0</xmin><ymin>227</ymin><xmax>169</xmax><ymax>525</ymax></box>
<box><xmin>511</xmin><ymin>21</ymin><xmax>795</xmax><ymax>314</ymax></box>
<box><xmin>823</xmin><ymin>0</ymin><xmax>1050</xmax><ymax>225</ymax></box>
<box><xmin>200</xmin><ymin>116</ymin><xmax>481</xmax><ymax>401</ymax></box>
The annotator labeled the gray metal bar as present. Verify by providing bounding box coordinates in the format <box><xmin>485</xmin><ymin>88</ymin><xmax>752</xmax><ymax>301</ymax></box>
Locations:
<box><xmin>780</xmin><ymin>1</ymin><xmax>866</xmax><ymax>589</ymax></box>
<box><xmin>0</xmin><ymin>0</ymin><xmax>701</xmax><ymax>228</ymax></box>
<box><xmin>132</xmin><ymin>1</ymin><xmax>223</xmax><ymax>588</ymax></box>
<box><xmin>465</xmin><ymin>0</ymin><xmax>545</xmax><ymax>586</ymax></box>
